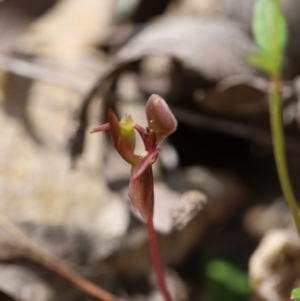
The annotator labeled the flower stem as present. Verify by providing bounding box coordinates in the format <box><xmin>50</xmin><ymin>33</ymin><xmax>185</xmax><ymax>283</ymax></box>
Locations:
<box><xmin>146</xmin><ymin>219</ymin><xmax>172</xmax><ymax>301</ymax></box>
<box><xmin>270</xmin><ymin>77</ymin><xmax>300</xmax><ymax>236</ymax></box>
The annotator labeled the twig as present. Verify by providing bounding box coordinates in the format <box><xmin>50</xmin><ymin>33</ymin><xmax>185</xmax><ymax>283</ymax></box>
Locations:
<box><xmin>170</xmin><ymin>105</ymin><xmax>300</xmax><ymax>152</ymax></box>
<box><xmin>68</xmin><ymin>70</ymin><xmax>116</xmax><ymax>162</ymax></box>
<box><xmin>25</xmin><ymin>249</ymin><xmax>120</xmax><ymax>301</ymax></box>
<box><xmin>0</xmin><ymin>215</ymin><xmax>124</xmax><ymax>301</ymax></box>
<box><xmin>0</xmin><ymin>54</ymin><xmax>89</xmax><ymax>93</ymax></box>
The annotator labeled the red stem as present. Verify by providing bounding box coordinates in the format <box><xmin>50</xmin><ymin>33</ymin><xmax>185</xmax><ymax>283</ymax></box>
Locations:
<box><xmin>146</xmin><ymin>219</ymin><xmax>172</xmax><ymax>301</ymax></box>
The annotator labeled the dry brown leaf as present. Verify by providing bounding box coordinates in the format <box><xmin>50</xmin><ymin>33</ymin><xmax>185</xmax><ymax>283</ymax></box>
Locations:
<box><xmin>171</xmin><ymin>190</ymin><xmax>207</xmax><ymax>231</ymax></box>
<box><xmin>194</xmin><ymin>75</ymin><xmax>268</xmax><ymax>117</ymax></box>
<box><xmin>111</xmin><ymin>17</ymin><xmax>257</xmax><ymax>81</ymax></box>
<box><xmin>0</xmin><ymin>0</ymin><xmax>57</xmax><ymax>51</ymax></box>
<box><xmin>70</xmin><ymin>17</ymin><xmax>258</xmax><ymax>160</ymax></box>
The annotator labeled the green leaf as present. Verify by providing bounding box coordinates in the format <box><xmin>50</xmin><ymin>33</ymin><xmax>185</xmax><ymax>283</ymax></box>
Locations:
<box><xmin>248</xmin><ymin>53</ymin><xmax>277</xmax><ymax>75</ymax></box>
<box><xmin>253</xmin><ymin>0</ymin><xmax>288</xmax><ymax>55</ymax></box>
<box><xmin>291</xmin><ymin>287</ymin><xmax>300</xmax><ymax>300</ymax></box>
<box><xmin>206</xmin><ymin>259</ymin><xmax>249</xmax><ymax>295</ymax></box>
<box><xmin>251</xmin><ymin>0</ymin><xmax>288</xmax><ymax>76</ymax></box>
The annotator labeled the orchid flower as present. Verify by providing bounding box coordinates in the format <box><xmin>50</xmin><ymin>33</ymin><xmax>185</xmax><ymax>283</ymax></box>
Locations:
<box><xmin>91</xmin><ymin>94</ymin><xmax>177</xmax><ymax>301</ymax></box>
<box><xmin>91</xmin><ymin>94</ymin><xmax>177</xmax><ymax>222</ymax></box>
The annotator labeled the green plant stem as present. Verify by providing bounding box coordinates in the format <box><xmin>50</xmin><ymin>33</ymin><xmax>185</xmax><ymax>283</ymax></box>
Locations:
<box><xmin>270</xmin><ymin>77</ymin><xmax>300</xmax><ymax>236</ymax></box>
<box><xmin>146</xmin><ymin>219</ymin><xmax>172</xmax><ymax>301</ymax></box>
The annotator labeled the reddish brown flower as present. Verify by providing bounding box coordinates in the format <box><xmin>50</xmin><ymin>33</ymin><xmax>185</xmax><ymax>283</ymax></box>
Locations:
<box><xmin>91</xmin><ymin>94</ymin><xmax>177</xmax><ymax>222</ymax></box>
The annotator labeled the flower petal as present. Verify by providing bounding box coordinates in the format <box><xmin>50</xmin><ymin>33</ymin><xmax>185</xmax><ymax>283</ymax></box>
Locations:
<box><xmin>131</xmin><ymin>148</ymin><xmax>162</xmax><ymax>181</ymax></box>
<box><xmin>90</xmin><ymin>123</ymin><xmax>110</xmax><ymax>133</ymax></box>
<box><xmin>128</xmin><ymin>166</ymin><xmax>154</xmax><ymax>222</ymax></box>
<box><xmin>145</xmin><ymin>94</ymin><xmax>177</xmax><ymax>145</ymax></box>
<box><xmin>108</xmin><ymin>110</ymin><xmax>140</xmax><ymax>166</ymax></box>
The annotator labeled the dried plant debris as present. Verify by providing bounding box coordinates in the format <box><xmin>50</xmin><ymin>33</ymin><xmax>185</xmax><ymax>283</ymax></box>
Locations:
<box><xmin>0</xmin><ymin>218</ymin><xmax>190</xmax><ymax>301</ymax></box>
<box><xmin>109</xmin><ymin>17</ymin><xmax>256</xmax><ymax>81</ymax></box>
<box><xmin>293</xmin><ymin>77</ymin><xmax>300</xmax><ymax>130</ymax></box>
<box><xmin>93</xmin><ymin>17</ymin><xmax>257</xmax><ymax>85</ymax></box>
<box><xmin>171</xmin><ymin>190</ymin><xmax>207</xmax><ymax>231</ymax></box>
<box><xmin>0</xmin><ymin>0</ymin><xmax>57</xmax><ymax>51</ymax></box>
<box><xmin>0</xmin><ymin>220</ymin><xmax>121</xmax><ymax>301</ymax></box>
<box><xmin>193</xmin><ymin>75</ymin><xmax>268</xmax><ymax>117</ymax></box>
<box><xmin>217</xmin><ymin>0</ymin><xmax>257</xmax><ymax>31</ymax></box>
<box><xmin>10</xmin><ymin>221</ymin><xmax>124</xmax><ymax>265</ymax></box>
<box><xmin>244</xmin><ymin>198</ymin><xmax>292</xmax><ymax>239</ymax></box>
<box><xmin>249</xmin><ymin>230</ymin><xmax>300</xmax><ymax>301</ymax></box>
<box><xmin>0</xmin><ymin>263</ymin><xmax>110</xmax><ymax>301</ymax></box>
<box><xmin>0</xmin><ymin>290</ymin><xmax>17</xmax><ymax>301</ymax></box>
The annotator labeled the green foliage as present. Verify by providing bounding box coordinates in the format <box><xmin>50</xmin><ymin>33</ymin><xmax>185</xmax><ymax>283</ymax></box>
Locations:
<box><xmin>250</xmin><ymin>2</ymin><xmax>300</xmax><ymax>299</ymax></box>
<box><xmin>201</xmin><ymin>257</ymin><xmax>250</xmax><ymax>301</ymax></box>
<box><xmin>206</xmin><ymin>259</ymin><xmax>249</xmax><ymax>294</ymax></box>
<box><xmin>249</xmin><ymin>0</ymin><xmax>288</xmax><ymax>77</ymax></box>
<box><xmin>291</xmin><ymin>288</ymin><xmax>300</xmax><ymax>300</ymax></box>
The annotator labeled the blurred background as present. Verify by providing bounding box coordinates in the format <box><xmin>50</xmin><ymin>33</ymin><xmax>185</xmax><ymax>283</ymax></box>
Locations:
<box><xmin>1</xmin><ymin>0</ymin><xmax>300</xmax><ymax>300</ymax></box>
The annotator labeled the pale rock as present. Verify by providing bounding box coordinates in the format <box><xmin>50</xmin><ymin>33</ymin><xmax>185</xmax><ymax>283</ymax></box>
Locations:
<box><xmin>249</xmin><ymin>229</ymin><xmax>300</xmax><ymax>301</ymax></box>
<box><xmin>15</xmin><ymin>0</ymin><xmax>116</xmax><ymax>61</ymax></box>
<box><xmin>244</xmin><ymin>199</ymin><xmax>292</xmax><ymax>238</ymax></box>
<box><xmin>0</xmin><ymin>76</ymin><xmax>130</xmax><ymax>238</ymax></box>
